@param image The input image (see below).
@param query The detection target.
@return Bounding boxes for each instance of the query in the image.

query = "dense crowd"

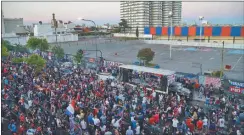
[1,52,244,135]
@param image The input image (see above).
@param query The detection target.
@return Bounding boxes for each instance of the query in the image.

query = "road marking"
[209,57,214,60]
[160,53,165,55]
[232,55,243,70]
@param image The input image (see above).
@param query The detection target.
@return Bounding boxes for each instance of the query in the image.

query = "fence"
[112,33,152,38]
[143,40,244,49]
[2,34,79,45]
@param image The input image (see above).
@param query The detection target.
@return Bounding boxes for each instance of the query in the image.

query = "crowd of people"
[1,51,244,135]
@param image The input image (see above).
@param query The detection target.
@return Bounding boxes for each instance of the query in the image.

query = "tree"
[25,54,46,73]
[14,44,29,53]
[52,46,64,60]
[12,57,25,64]
[136,26,139,39]
[2,40,14,51]
[26,37,49,52]
[2,45,9,57]
[137,48,155,64]
[2,40,29,53]
[212,70,224,78]
[119,19,129,33]
[111,28,121,33]
[73,49,83,64]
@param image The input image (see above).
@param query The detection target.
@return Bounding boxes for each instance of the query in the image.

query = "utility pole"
[220,41,224,78]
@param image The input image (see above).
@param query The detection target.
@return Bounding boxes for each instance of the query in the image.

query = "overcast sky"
[2,2,244,25]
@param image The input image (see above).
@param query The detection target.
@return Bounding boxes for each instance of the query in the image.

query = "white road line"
[160,53,165,55]
[232,55,243,70]
[209,57,214,60]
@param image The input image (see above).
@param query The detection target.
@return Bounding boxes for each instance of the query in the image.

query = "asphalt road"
[53,39,244,81]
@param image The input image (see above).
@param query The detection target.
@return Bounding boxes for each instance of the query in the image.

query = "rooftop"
[119,64,175,76]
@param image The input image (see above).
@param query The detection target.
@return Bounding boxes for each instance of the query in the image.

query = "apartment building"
[120,1,182,34]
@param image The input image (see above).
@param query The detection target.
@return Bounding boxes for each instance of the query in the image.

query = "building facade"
[120,1,182,34]
[3,18,24,34]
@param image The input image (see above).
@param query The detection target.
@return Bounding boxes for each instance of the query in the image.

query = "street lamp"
[78,18,98,65]
[168,11,173,60]
[199,16,204,46]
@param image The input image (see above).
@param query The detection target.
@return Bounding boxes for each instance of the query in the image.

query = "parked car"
[168,82,193,100]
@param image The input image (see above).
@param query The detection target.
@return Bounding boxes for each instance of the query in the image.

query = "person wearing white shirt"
[159,94,163,102]
[80,119,87,130]
[93,116,100,127]
[172,117,179,132]
[142,97,147,103]
[203,117,208,132]
[28,100,32,108]
[152,91,156,99]
[100,125,106,132]
[132,103,136,111]
[218,117,225,128]
[135,124,140,135]
[56,118,62,128]
[167,106,172,112]
[112,118,122,128]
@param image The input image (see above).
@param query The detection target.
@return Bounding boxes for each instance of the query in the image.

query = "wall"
[2,34,79,45]
[34,24,53,36]
[145,26,244,37]
[143,40,244,49]
[1,12,5,34]
[3,18,23,34]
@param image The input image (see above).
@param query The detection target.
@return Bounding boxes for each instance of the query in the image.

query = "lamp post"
[168,11,173,60]
[78,18,98,65]
[199,16,204,46]
[220,41,224,78]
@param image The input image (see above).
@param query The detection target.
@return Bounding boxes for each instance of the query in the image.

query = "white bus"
[118,65,175,94]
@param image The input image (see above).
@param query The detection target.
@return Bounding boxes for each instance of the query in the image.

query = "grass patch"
[145,63,156,67]
[119,37,138,40]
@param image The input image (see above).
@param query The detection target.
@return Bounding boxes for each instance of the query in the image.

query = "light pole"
[199,16,204,46]
[168,11,173,60]
[78,18,98,65]
[220,41,224,78]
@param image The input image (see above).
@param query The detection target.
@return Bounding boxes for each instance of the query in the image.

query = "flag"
[65,104,75,116]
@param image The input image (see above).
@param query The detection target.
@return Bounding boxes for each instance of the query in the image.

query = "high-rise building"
[120,1,182,34]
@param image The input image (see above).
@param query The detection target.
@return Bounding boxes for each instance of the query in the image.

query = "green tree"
[73,49,83,64]
[26,37,49,52]
[25,54,46,73]
[137,48,155,65]
[119,19,129,33]
[136,26,139,39]
[12,57,25,64]
[15,45,29,53]
[52,46,64,60]
[212,70,223,78]
[2,45,9,57]
[2,40,14,51]
[111,28,121,33]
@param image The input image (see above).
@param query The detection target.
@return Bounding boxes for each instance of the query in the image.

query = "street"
[54,39,244,81]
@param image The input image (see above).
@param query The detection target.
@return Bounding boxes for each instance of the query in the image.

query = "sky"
[2,2,244,25]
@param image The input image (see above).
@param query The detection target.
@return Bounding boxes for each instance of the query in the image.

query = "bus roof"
[119,65,175,76]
